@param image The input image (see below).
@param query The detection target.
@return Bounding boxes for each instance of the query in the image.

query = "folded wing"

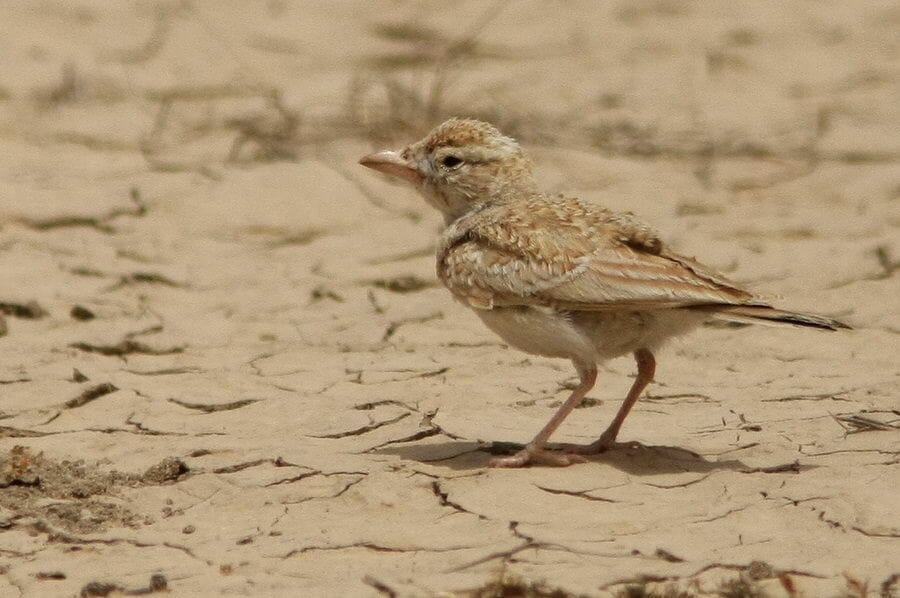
[437,197,759,311]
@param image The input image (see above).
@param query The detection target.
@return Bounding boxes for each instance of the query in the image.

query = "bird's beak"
[358,150,423,185]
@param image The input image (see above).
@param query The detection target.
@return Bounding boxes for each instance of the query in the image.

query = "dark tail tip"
[772,313,851,331]
[703,305,852,331]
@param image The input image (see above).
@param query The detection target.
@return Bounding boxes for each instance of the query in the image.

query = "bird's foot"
[563,432,641,454]
[488,445,587,468]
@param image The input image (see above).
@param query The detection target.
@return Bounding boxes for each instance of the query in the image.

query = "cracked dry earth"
[0,2,899,597]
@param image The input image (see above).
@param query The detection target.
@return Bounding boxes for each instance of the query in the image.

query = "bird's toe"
[488,446,586,468]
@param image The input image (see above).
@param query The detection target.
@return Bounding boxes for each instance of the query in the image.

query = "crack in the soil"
[212,458,295,474]
[763,493,832,507]
[278,475,366,506]
[0,301,47,319]
[430,480,487,519]
[209,458,367,493]
[808,508,898,538]
[107,272,185,291]
[247,352,275,377]
[265,469,366,488]
[84,426,191,437]
[168,398,259,413]
[123,367,204,376]
[13,189,146,235]
[264,470,321,486]
[0,378,32,385]
[692,504,752,524]
[364,274,436,294]
[362,575,397,597]
[311,411,410,439]
[346,366,450,385]
[125,413,187,436]
[653,548,686,563]
[644,392,717,404]
[64,383,119,409]
[447,521,542,573]
[445,540,532,573]
[24,520,212,565]
[363,427,442,452]
[4,422,204,438]
[70,340,184,357]
[761,390,855,402]
[446,520,616,574]
[0,426,49,438]
[802,448,900,458]
[508,521,534,544]
[739,461,805,474]
[643,473,713,489]
[534,485,620,503]
[850,526,900,538]
[341,402,467,453]
[701,442,759,455]
[422,409,464,439]
[354,399,420,411]
[382,312,443,342]
[280,540,468,559]
[333,475,367,497]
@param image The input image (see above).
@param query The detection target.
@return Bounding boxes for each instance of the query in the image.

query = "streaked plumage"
[437,194,755,311]
[360,118,849,468]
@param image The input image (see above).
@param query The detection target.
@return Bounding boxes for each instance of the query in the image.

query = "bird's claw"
[488,445,587,468]
[563,436,641,454]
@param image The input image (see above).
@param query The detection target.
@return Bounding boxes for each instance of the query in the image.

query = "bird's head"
[359,118,536,222]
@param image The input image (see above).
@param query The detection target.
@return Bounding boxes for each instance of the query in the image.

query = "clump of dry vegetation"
[344,0,538,145]
[459,569,588,598]
[0,446,187,535]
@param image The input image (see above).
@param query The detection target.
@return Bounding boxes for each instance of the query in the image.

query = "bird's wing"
[437,198,759,311]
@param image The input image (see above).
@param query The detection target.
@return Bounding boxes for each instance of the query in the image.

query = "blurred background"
[2,1,897,173]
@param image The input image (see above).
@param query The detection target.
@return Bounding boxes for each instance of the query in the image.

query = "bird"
[358,118,850,468]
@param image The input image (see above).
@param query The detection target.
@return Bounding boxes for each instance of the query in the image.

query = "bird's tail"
[696,305,851,331]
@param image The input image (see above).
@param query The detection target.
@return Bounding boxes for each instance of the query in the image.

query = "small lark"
[360,118,849,468]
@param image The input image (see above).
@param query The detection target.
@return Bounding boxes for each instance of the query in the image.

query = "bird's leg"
[577,348,655,453]
[489,362,597,468]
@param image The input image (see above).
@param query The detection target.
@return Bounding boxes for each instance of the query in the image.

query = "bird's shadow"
[374,440,762,474]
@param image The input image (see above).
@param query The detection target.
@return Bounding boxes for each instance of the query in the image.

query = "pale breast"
[473,306,598,363]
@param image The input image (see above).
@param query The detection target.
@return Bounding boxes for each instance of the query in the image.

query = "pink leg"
[490,362,598,468]
[583,348,655,452]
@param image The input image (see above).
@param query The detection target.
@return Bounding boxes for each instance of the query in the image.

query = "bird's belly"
[473,306,706,363]
[473,306,597,362]
[569,309,706,358]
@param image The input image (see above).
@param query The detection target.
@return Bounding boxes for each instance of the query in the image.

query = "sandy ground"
[0,1,898,596]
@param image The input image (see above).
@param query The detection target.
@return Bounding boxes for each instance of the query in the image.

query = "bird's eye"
[440,155,463,169]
